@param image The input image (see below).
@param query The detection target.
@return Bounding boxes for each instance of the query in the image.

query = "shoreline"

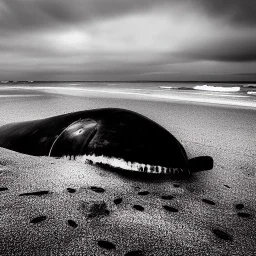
[1,85,256,109]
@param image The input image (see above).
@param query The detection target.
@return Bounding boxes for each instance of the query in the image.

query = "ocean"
[1,81,256,109]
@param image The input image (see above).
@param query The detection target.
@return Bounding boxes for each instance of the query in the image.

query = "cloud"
[0,0,256,80]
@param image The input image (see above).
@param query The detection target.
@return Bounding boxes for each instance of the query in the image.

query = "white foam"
[194,85,240,92]
[1,85,256,109]
[159,86,173,89]
[247,91,256,95]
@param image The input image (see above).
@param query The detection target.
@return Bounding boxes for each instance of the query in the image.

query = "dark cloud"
[194,0,256,26]
[0,0,256,81]
[178,38,256,62]
[1,0,256,33]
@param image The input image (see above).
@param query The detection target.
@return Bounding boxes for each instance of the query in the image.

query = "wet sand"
[0,89,255,255]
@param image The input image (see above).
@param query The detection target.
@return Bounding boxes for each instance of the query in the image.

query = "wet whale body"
[0,108,213,176]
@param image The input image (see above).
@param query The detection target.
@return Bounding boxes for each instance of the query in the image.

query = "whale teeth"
[82,154,189,175]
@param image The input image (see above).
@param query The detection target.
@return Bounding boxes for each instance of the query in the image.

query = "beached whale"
[0,108,213,176]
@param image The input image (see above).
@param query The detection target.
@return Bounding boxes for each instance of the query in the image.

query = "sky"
[0,0,256,81]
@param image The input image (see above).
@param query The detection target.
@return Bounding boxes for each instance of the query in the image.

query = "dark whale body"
[0,108,213,176]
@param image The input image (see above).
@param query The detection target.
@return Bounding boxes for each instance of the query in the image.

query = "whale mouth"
[78,154,189,175]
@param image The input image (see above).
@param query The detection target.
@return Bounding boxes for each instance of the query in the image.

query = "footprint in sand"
[202,199,215,205]
[235,203,244,210]
[212,229,232,241]
[138,191,150,196]
[19,191,50,196]
[124,250,144,256]
[67,188,76,193]
[161,195,175,200]
[0,187,8,192]
[133,205,144,212]
[163,205,179,212]
[67,220,78,228]
[237,212,251,218]
[113,197,123,205]
[30,216,47,224]
[97,240,116,250]
[90,186,105,193]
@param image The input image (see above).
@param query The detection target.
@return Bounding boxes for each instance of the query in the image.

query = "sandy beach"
[0,87,255,255]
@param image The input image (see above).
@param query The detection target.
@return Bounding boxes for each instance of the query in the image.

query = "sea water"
[1,81,256,109]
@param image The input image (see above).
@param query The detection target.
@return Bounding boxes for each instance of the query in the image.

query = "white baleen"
[79,154,187,174]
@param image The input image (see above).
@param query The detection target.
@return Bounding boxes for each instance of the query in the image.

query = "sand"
[0,89,255,255]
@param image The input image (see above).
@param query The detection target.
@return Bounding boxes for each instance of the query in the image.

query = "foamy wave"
[159,86,173,89]
[194,85,240,92]
[247,91,256,95]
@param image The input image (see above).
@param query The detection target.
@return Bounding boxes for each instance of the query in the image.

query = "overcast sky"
[0,0,256,81]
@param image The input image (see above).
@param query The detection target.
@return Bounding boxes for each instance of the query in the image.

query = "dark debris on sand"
[161,195,175,200]
[133,205,144,212]
[113,197,123,205]
[67,188,76,193]
[0,187,8,192]
[87,201,110,218]
[163,205,179,212]
[237,212,251,218]
[202,199,215,205]
[235,203,244,210]
[97,240,116,250]
[90,186,105,193]
[67,220,78,228]
[212,229,233,241]
[19,190,50,196]
[138,191,150,196]
[30,216,47,224]
[124,250,144,256]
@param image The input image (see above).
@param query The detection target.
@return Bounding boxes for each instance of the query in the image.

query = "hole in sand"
[97,240,116,250]
[19,191,50,196]
[90,186,105,193]
[30,216,47,224]
[212,229,232,241]
[113,198,123,205]
[161,195,175,200]
[88,201,109,218]
[67,220,78,228]
[163,205,179,212]
[138,191,149,196]
[124,250,144,256]
[235,204,244,210]
[202,199,215,205]
[237,212,250,218]
[133,205,144,211]
[67,188,76,193]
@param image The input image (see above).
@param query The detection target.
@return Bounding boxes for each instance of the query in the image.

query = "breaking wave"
[194,85,240,92]
[247,91,256,95]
